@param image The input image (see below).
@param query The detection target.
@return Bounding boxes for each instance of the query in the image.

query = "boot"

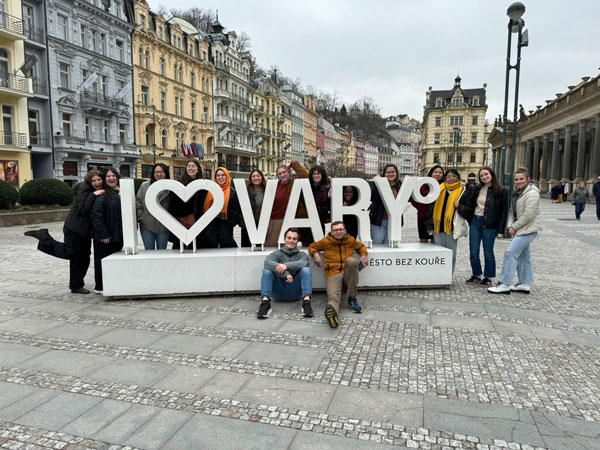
[24,229,50,240]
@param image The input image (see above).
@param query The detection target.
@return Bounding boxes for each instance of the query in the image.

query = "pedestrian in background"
[593,175,600,220]
[488,167,541,295]
[550,183,560,203]
[563,182,569,204]
[136,163,170,250]
[572,181,589,220]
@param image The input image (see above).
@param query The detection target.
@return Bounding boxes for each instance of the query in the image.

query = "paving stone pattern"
[0,199,598,449]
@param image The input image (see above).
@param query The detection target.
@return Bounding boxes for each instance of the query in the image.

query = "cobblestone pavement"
[0,199,598,450]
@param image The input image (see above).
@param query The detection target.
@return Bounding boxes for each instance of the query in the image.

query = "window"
[161,129,167,148]
[453,98,462,107]
[116,40,124,61]
[450,116,463,126]
[435,117,441,127]
[141,85,149,105]
[470,152,477,163]
[62,113,71,136]
[139,14,145,28]
[175,96,179,115]
[144,51,149,68]
[472,96,480,106]
[471,133,477,144]
[179,98,184,116]
[157,27,163,39]
[80,24,87,47]
[59,63,70,88]
[190,71,195,88]
[203,106,208,123]
[84,117,91,139]
[57,14,68,40]
[457,152,462,163]
[160,92,166,112]
[435,98,443,108]
[23,5,34,36]
[100,33,106,55]
[63,161,78,177]
[119,124,126,144]
[159,57,165,75]
[91,30,97,51]
[141,164,153,178]
[101,75,107,96]
[103,120,109,141]
[191,102,196,120]
[472,115,478,126]
[138,48,143,66]
[434,133,440,145]
[173,167,184,179]
[28,110,39,144]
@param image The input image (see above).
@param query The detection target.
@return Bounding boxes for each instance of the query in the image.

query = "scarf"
[204,167,231,219]
[433,180,463,235]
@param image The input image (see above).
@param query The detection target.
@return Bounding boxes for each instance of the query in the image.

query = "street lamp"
[500,3,529,215]
[453,127,461,169]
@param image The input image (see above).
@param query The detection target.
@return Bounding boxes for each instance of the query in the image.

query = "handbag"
[452,212,469,239]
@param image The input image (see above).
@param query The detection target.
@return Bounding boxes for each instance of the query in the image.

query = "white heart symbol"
[145,179,225,246]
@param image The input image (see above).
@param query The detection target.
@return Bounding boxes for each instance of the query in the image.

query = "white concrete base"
[102,244,452,298]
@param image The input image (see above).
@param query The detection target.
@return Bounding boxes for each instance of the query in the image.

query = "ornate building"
[420,76,488,181]
[354,137,365,174]
[364,141,379,177]
[48,0,138,184]
[132,1,215,180]
[282,85,304,165]
[302,94,318,167]
[488,74,600,193]
[318,116,339,172]
[207,19,253,178]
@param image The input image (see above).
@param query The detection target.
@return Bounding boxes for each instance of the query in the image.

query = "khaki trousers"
[264,219,284,247]
[325,258,359,312]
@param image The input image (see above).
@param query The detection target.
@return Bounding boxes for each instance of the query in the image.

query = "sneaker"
[301,299,314,317]
[24,229,49,240]
[257,299,272,319]
[510,283,530,294]
[347,297,362,313]
[480,277,492,286]
[487,282,511,294]
[466,275,482,283]
[93,289,103,294]
[71,287,90,294]
[324,305,339,328]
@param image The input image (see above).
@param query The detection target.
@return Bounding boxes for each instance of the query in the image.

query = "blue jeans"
[575,202,585,219]
[498,232,536,286]
[260,267,312,301]
[140,226,169,250]
[469,216,498,278]
[371,220,389,245]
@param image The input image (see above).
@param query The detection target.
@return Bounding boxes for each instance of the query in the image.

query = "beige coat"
[507,183,541,236]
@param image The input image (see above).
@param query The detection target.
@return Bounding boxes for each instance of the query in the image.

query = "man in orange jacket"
[308,221,368,328]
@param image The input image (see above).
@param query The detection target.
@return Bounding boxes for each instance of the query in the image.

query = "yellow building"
[253,77,291,177]
[420,76,488,180]
[303,95,318,167]
[0,0,33,187]
[339,127,354,173]
[132,0,215,180]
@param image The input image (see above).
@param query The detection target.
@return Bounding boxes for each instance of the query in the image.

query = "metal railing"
[32,79,48,95]
[0,71,32,93]
[0,11,25,35]
[29,132,51,147]
[24,24,45,43]
[81,91,124,110]
[0,132,27,147]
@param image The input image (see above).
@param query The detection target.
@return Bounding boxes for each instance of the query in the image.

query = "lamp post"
[152,105,157,164]
[500,2,529,232]
[453,127,461,169]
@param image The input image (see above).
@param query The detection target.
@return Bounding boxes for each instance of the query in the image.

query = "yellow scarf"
[433,181,463,235]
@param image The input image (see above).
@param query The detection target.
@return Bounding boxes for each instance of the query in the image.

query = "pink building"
[354,138,365,174]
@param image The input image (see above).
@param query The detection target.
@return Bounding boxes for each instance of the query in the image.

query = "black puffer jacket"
[459,184,508,231]
[64,183,97,238]
[369,179,402,226]
[201,189,241,248]
[91,189,123,243]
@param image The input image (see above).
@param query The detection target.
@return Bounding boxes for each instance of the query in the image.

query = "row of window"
[433,152,478,164]
[434,116,478,126]
[60,112,128,143]
[138,51,211,92]
[434,97,480,108]
[433,133,479,144]
[139,86,209,122]
[58,63,127,95]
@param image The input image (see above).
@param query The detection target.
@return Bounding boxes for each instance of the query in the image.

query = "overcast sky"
[148,0,599,122]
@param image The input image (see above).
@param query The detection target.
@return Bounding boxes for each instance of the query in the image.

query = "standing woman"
[24,170,104,294]
[91,168,123,294]
[412,165,444,243]
[488,168,541,294]
[264,161,308,247]
[301,165,331,246]
[370,164,402,245]
[136,163,170,250]
[425,169,466,274]
[241,169,266,247]
[203,167,241,248]
[572,181,589,220]
[168,159,206,250]
[464,167,508,286]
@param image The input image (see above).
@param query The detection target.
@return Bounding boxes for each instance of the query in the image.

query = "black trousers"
[93,240,123,291]
[38,228,91,290]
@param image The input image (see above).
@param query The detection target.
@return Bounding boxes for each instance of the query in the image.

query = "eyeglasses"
[331,228,345,233]
[153,171,165,174]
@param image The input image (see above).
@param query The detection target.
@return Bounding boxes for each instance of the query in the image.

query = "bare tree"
[235,31,252,57]
[248,54,266,79]
[169,7,216,33]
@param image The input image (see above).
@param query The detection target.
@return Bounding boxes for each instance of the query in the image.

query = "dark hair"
[151,163,170,183]
[247,169,266,191]
[309,165,330,191]
[84,170,102,185]
[381,164,401,188]
[102,167,121,197]
[330,220,345,229]
[478,166,502,196]
[180,159,202,185]
[427,165,445,183]
[284,227,300,239]
[343,185,358,205]
[515,167,530,178]
[445,168,460,180]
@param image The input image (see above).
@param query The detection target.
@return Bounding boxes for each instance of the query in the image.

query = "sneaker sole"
[257,309,272,319]
[347,305,362,314]
[510,290,530,294]
[488,290,511,295]
[324,307,339,328]
[301,305,314,318]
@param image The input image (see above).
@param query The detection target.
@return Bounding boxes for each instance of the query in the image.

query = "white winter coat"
[507,183,541,236]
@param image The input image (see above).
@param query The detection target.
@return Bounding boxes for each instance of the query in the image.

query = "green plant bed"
[20,178,74,206]
[0,180,19,210]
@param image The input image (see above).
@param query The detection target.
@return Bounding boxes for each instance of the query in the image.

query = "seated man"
[257,227,313,319]
[308,221,368,328]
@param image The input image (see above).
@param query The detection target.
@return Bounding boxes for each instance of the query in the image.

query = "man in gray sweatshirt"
[257,228,313,319]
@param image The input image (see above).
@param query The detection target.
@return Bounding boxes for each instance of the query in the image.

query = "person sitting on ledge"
[257,228,313,319]
[308,221,368,328]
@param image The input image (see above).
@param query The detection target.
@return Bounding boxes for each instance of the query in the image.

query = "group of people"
[552,180,594,220]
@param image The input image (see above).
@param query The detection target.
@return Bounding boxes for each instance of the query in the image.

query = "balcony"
[0,131,27,148]
[229,92,253,107]
[0,72,33,97]
[80,91,125,113]
[0,11,26,40]
[29,132,51,147]
[255,105,265,115]
[214,88,229,99]
[215,114,230,124]
[32,79,49,96]
[24,24,45,45]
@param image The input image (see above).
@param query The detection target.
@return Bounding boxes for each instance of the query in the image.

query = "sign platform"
[102,244,452,299]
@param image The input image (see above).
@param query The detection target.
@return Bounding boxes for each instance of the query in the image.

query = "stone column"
[591,114,600,179]
[561,124,573,181]
[524,140,532,175]
[575,120,587,182]
[495,149,501,173]
[532,136,541,183]
[540,133,550,192]
[504,145,512,176]
[550,129,560,183]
